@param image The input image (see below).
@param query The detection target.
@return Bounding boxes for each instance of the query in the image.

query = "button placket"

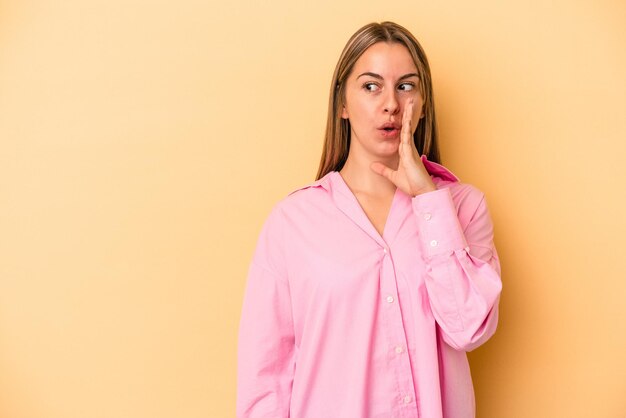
[378,248,417,417]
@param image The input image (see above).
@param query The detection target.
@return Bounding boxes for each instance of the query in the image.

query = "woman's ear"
[341,107,349,119]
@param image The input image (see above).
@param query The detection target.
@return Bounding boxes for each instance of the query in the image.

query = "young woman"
[237,21,502,418]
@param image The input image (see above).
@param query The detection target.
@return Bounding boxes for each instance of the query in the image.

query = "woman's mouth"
[378,122,401,138]
[379,127,400,138]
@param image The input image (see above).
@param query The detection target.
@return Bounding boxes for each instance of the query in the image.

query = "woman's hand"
[370,99,437,197]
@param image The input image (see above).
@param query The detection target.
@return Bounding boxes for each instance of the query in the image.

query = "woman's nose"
[383,91,400,114]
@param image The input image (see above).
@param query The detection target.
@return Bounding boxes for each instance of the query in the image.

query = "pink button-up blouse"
[237,155,503,418]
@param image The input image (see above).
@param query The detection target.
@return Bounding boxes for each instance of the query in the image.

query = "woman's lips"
[378,128,400,138]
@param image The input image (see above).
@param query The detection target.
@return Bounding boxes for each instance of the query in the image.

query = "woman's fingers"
[402,99,414,145]
[370,161,395,182]
[398,99,414,162]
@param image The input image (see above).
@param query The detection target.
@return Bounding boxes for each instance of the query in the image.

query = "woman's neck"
[339,153,398,198]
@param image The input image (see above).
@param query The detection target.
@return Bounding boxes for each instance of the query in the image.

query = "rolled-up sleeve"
[411,186,502,352]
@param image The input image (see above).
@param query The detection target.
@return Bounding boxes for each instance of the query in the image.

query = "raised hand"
[370,99,437,197]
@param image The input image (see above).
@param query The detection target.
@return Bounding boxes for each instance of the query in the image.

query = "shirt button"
[403,395,412,404]
[386,295,394,303]
[424,212,432,220]
[430,239,438,247]
[383,247,388,254]
[395,346,404,354]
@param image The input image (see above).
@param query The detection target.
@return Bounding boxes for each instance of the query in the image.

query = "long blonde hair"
[316,21,441,180]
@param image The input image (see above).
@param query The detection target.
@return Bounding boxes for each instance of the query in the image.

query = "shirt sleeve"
[411,186,502,352]
[236,206,295,417]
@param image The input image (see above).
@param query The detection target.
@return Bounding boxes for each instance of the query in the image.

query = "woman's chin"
[372,142,400,158]
[380,138,400,150]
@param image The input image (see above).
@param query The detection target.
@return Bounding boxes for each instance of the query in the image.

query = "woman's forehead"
[352,42,418,78]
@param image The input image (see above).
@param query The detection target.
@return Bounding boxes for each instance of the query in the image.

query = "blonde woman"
[237,21,502,418]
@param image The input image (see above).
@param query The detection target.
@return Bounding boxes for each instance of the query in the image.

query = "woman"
[237,21,502,418]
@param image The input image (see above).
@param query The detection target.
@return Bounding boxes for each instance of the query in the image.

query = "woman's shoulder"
[422,155,476,197]
[422,156,487,213]
[257,173,334,226]
[439,181,487,221]
[435,177,485,201]
[286,172,333,198]
[276,172,334,209]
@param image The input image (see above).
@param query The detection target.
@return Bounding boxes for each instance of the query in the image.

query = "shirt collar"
[419,154,459,182]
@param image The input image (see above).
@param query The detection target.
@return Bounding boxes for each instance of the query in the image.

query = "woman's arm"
[412,186,502,352]
[237,208,295,417]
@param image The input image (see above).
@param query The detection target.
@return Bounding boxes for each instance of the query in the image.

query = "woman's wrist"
[411,184,437,197]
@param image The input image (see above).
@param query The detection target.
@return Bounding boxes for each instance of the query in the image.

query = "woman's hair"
[316,21,441,180]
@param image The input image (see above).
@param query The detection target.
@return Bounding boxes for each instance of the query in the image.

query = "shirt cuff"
[411,187,469,258]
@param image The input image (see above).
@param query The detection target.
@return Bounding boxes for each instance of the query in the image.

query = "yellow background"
[1,0,625,417]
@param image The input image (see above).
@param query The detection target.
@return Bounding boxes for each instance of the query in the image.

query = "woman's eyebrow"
[356,72,419,81]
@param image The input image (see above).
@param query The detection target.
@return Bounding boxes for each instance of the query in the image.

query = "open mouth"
[379,122,401,132]
[379,127,400,137]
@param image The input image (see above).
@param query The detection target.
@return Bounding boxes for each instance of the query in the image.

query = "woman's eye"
[363,82,379,92]
[362,82,414,92]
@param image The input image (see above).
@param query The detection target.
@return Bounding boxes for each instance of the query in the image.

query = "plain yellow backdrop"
[1,0,625,417]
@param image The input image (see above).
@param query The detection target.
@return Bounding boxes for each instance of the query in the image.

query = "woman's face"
[341,42,424,159]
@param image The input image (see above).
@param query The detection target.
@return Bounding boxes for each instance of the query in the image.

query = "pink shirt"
[237,155,502,418]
